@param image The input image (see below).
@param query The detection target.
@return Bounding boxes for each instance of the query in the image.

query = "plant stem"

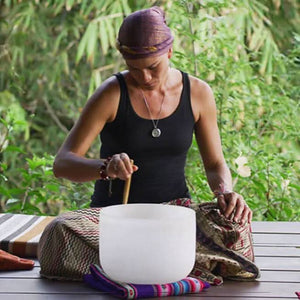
[266,159,271,209]
[186,3,198,76]
[42,97,69,133]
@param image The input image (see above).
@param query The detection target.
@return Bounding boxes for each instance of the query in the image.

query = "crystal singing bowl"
[99,204,196,284]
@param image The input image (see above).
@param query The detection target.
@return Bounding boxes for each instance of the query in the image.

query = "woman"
[53,6,252,225]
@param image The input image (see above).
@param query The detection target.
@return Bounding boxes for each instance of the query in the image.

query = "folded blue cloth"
[84,264,209,299]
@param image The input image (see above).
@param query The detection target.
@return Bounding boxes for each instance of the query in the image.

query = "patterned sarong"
[38,199,260,285]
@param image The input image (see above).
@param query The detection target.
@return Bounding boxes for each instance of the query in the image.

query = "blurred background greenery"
[0,0,299,220]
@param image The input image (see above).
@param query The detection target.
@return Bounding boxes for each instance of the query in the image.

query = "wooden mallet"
[122,160,134,205]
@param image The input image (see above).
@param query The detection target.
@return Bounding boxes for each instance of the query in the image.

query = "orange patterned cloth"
[0,249,34,270]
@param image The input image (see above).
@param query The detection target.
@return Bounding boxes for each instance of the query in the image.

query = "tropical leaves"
[170,0,299,220]
[0,0,299,219]
[75,4,130,65]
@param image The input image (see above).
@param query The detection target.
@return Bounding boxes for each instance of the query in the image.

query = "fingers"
[233,198,250,225]
[218,192,237,220]
[217,192,252,225]
[244,205,253,223]
[217,194,227,215]
[107,153,138,180]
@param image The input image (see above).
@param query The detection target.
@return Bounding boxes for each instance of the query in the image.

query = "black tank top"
[91,71,195,207]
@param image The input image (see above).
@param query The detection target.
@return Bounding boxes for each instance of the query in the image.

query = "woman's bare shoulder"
[81,74,122,123]
[188,75,214,99]
[187,74,216,121]
[90,75,121,102]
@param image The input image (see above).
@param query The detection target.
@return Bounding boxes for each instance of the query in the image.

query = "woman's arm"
[190,76,252,224]
[53,76,136,182]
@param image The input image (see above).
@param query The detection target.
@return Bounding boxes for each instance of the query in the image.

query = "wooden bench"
[0,221,299,299]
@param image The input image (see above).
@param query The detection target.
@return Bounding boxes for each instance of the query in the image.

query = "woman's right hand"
[106,153,138,180]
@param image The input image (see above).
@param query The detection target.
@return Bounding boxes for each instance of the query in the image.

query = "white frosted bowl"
[99,203,196,284]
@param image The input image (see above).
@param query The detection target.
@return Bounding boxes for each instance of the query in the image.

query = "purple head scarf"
[117,6,174,59]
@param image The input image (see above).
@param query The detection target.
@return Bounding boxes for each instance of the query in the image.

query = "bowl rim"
[100,203,195,220]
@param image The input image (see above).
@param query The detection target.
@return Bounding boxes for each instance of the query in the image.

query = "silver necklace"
[140,90,165,138]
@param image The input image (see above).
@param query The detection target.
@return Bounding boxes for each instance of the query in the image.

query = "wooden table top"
[0,221,299,300]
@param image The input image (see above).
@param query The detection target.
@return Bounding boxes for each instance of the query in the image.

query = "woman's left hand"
[216,192,252,225]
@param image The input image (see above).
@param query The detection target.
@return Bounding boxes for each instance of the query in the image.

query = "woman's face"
[125,48,172,90]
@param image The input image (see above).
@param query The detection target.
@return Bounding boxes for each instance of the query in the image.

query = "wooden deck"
[0,221,299,299]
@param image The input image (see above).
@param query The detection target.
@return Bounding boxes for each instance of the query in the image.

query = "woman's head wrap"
[116,6,174,60]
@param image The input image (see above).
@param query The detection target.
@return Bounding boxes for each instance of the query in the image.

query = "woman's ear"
[167,47,173,59]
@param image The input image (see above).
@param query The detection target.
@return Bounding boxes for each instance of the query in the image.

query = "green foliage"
[0,0,299,220]
[0,101,93,215]
[170,0,300,221]
[1,151,93,215]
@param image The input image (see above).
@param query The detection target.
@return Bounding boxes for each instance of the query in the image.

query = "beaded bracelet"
[99,157,112,180]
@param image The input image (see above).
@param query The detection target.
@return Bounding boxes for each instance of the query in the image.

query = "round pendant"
[152,128,161,138]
